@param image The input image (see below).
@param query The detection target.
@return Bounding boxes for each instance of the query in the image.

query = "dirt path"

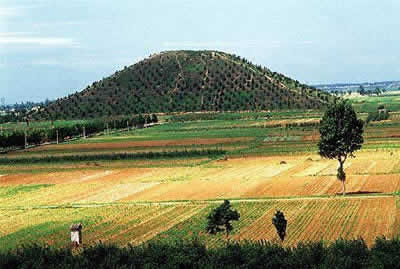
[171,54,185,94]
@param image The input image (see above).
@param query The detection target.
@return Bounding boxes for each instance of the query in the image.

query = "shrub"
[2,238,400,268]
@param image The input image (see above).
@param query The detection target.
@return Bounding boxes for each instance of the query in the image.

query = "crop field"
[1,151,400,206]
[1,109,400,251]
[0,197,397,251]
[154,197,398,247]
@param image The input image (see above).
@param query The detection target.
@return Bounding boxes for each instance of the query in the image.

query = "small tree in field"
[206,200,240,238]
[318,100,364,195]
[272,210,287,242]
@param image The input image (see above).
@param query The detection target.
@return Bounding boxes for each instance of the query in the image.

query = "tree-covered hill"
[37,50,333,119]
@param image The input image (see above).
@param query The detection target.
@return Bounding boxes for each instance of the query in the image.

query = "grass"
[0,149,225,164]
[0,157,212,175]
[0,184,53,198]
[348,95,400,113]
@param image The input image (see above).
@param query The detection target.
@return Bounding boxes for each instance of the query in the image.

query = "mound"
[38,50,332,119]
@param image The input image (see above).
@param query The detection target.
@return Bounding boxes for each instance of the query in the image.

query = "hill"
[37,50,332,119]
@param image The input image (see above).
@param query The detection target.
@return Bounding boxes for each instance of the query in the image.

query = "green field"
[347,92,400,113]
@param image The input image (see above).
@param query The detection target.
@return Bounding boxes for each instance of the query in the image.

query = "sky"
[0,0,399,104]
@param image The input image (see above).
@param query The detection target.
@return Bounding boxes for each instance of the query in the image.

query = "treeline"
[366,110,390,123]
[0,114,158,150]
[2,238,400,268]
[0,149,225,164]
[0,113,23,124]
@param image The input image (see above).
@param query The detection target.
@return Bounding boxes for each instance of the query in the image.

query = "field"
[1,107,400,251]
[347,92,400,113]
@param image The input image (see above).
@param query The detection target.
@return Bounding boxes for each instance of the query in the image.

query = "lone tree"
[318,100,364,195]
[272,210,287,242]
[206,200,240,238]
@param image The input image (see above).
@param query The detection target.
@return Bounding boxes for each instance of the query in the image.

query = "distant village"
[314,80,400,96]
[0,99,47,122]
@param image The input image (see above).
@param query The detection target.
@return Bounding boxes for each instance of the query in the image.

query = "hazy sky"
[1,0,399,103]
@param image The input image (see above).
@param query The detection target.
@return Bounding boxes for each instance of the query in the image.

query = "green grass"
[0,184,53,198]
[0,221,65,250]
[0,157,214,175]
[0,149,226,165]
[69,120,309,144]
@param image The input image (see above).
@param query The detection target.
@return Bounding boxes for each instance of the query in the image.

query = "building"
[70,223,83,246]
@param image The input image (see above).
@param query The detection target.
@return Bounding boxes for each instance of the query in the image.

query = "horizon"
[1,0,400,103]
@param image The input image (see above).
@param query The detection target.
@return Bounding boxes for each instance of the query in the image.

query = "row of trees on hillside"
[36,51,332,120]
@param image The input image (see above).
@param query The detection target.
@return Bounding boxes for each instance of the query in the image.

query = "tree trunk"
[341,179,346,196]
[338,160,346,196]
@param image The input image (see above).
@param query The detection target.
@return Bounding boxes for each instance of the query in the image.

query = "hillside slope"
[38,50,332,119]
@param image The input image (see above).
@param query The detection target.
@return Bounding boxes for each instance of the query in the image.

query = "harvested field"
[250,118,320,128]
[236,197,398,247]
[154,196,399,248]
[0,204,206,251]
[0,151,399,207]
[0,197,396,250]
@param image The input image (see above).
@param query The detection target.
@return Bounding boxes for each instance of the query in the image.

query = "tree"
[135,114,145,127]
[144,114,151,124]
[206,200,240,238]
[151,114,158,123]
[272,210,287,241]
[358,85,366,95]
[318,100,364,195]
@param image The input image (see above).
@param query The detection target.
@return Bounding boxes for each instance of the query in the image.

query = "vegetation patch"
[0,184,53,198]
[0,149,226,164]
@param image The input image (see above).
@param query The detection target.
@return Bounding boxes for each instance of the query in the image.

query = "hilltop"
[37,50,332,119]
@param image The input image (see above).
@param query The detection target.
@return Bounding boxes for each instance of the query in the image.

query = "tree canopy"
[318,100,364,161]
[272,210,287,242]
[206,200,240,237]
